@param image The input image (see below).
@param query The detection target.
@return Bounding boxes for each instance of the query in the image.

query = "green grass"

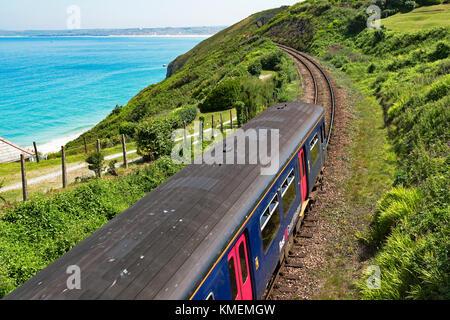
[382,3,450,32]
[312,67,396,300]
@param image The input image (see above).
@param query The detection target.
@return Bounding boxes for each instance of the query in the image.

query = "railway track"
[263,45,336,300]
[277,44,335,147]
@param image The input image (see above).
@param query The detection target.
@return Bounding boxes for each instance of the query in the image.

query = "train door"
[298,148,307,202]
[227,233,253,300]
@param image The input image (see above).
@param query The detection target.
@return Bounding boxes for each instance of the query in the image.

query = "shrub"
[436,59,450,76]
[400,1,416,12]
[173,105,198,125]
[261,51,284,70]
[425,75,450,101]
[346,10,368,35]
[119,122,137,138]
[368,187,422,244]
[85,152,105,178]
[111,105,123,115]
[108,160,118,176]
[428,42,450,62]
[416,0,442,5]
[199,77,241,113]
[234,101,246,127]
[248,60,263,76]
[135,118,174,161]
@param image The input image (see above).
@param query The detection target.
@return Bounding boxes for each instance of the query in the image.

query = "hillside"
[66,6,291,150]
[382,3,450,32]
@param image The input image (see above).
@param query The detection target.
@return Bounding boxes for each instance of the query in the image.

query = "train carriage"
[5,102,326,300]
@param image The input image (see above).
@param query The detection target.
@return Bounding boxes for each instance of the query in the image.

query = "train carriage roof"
[5,102,323,300]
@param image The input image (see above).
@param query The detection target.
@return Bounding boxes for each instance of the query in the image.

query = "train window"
[281,169,296,217]
[309,133,319,166]
[238,243,249,283]
[260,194,281,253]
[301,152,306,178]
[206,292,215,300]
[228,257,238,299]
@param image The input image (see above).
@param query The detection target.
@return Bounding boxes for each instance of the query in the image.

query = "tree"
[248,60,262,76]
[135,118,174,161]
[86,152,105,178]
[199,77,241,113]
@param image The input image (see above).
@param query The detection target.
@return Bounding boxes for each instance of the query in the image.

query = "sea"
[0,36,206,154]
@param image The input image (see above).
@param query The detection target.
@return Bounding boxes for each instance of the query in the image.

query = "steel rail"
[277,44,335,148]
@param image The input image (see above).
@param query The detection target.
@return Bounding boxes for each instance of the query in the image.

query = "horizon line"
[0,25,228,32]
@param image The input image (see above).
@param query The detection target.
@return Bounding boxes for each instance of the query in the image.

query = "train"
[5,101,326,300]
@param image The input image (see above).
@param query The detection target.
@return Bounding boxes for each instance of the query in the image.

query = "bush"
[368,187,422,244]
[135,118,174,161]
[234,101,246,127]
[119,122,137,138]
[261,51,284,70]
[416,0,442,5]
[425,75,450,101]
[85,152,105,178]
[400,1,416,12]
[248,60,262,76]
[428,42,450,62]
[108,160,118,176]
[346,10,368,35]
[199,77,241,113]
[173,105,198,125]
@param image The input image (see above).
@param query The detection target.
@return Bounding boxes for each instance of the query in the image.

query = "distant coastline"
[0,34,214,38]
[0,26,226,38]
[0,36,206,153]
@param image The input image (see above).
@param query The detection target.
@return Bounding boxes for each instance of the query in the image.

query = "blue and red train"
[5,102,326,300]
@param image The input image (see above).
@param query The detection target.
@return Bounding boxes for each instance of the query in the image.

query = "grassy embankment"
[253,0,448,299]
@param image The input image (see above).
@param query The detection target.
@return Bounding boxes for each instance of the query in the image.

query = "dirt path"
[1,150,139,193]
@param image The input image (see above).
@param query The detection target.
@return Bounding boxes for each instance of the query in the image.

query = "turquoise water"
[0,36,204,151]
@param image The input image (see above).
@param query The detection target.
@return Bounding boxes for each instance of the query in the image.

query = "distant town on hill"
[0,26,226,37]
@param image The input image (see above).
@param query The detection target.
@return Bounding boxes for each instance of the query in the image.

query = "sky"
[0,0,301,30]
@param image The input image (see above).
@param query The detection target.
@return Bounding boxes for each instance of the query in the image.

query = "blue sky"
[0,0,300,30]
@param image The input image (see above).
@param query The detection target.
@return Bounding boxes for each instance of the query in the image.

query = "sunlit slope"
[382,3,450,32]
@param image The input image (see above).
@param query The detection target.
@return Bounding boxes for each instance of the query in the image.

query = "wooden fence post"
[220,113,224,133]
[121,134,128,169]
[97,139,101,153]
[83,137,88,154]
[200,120,203,144]
[211,115,215,139]
[33,142,39,163]
[184,121,187,142]
[230,109,233,129]
[61,146,67,188]
[20,154,28,201]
